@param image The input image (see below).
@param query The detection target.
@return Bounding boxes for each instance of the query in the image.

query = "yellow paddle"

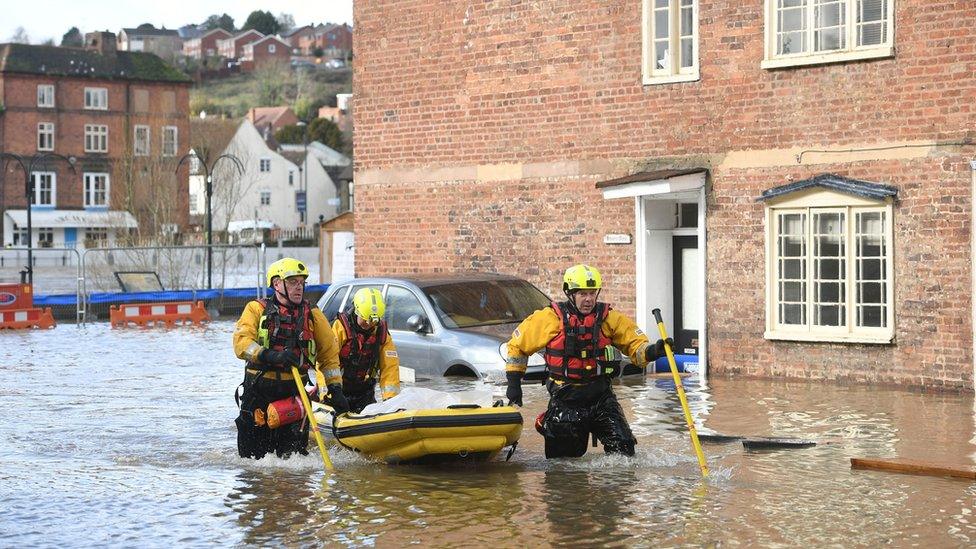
[291,366,334,471]
[651,308,708,477]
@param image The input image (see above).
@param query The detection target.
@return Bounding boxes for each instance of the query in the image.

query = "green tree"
[274,125,305,144]
[276,119,344,150]
[308,118,344,151]
[61,27,83,47]
[204,13,235,32]
[242,10,280,36]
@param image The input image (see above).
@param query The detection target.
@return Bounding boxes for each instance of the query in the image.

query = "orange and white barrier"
[109,300,211,328]
[0,307,56,330]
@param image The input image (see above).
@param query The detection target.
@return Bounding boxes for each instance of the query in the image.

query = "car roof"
[332,273,528,290]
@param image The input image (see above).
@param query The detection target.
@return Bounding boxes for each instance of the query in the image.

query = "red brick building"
[240,36,292,71]
[0,32,193,248]
[182,28,232,60]
[217,30,264,60]
[354,1,976,390]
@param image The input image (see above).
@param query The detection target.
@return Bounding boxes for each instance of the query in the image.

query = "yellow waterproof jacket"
[233,299,342,388]
[505,304,652,375]
[332,318,401,400]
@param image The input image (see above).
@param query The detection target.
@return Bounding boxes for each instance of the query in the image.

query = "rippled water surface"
[2,321,975,547]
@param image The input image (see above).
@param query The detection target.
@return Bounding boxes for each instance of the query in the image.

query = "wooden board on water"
[697,433,744,443]
[851,458,976,480]
[741,437,817,449]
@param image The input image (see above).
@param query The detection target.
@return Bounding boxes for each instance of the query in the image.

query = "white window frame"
[260,190,272,206]
[37,84,54,108]
[84,124,108,153]
[83,173,110,207]
[259,158,271,172]
[762,0,895,69]
[30,172,56,206]
[84,87,108,110]
[134,125,150,156]
[37,227,54,248]
[268,44,276,53]
[764,189,895,343]
[37,122,54,151]
[85,227,108,245]
[642,0,700,85]
[162,126,178,157]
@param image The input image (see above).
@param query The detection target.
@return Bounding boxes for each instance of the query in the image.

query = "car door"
[383,284,432,375]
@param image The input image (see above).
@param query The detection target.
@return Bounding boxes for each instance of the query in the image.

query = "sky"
[0,0,353,44]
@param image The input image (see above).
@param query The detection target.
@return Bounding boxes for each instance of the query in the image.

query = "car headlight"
[498,342,545,367]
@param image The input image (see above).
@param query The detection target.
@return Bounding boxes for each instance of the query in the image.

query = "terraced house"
[0,31,193,248]
[354,1,976,390]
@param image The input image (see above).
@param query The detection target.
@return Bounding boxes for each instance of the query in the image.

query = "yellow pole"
[291,366,334,471]
[652,308,708,477]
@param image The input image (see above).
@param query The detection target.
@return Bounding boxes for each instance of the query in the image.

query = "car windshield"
[423,279,551,328]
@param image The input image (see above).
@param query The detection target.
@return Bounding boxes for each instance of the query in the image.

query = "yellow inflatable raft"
[320,404,523,464]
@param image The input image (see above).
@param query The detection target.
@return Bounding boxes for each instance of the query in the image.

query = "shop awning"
[4,209,138,229]
[597,168,707,199]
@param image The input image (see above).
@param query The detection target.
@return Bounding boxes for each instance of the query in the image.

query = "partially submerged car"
[317,274,553,380]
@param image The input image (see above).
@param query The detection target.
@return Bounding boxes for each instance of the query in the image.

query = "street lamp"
[296,120,310,229]
[0,152,75,285]
[175,148,244,289]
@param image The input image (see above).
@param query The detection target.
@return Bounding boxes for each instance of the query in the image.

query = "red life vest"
[337,312,387,386]
[544,301,613,382]
[256,297,315,369]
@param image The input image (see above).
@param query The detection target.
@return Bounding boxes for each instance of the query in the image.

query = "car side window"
[385,285,426,331]
[320,287,349,322]
[343,284,384,317]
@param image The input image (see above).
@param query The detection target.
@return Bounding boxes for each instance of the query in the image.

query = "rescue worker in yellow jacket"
[332,288,401,413]
[232,257,348,460]
[505,264,672,458]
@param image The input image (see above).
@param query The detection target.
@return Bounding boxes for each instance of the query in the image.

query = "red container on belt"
[264,396,306,429]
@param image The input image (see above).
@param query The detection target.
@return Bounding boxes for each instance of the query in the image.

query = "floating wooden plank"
[851,458,976,480]
[697,433,744,443]
[742,437,817,450]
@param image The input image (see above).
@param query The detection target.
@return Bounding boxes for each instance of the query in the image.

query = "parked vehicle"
[317,274,553,380]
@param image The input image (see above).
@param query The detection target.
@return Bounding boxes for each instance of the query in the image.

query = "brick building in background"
[182,28,232,60]
[354,1,976,390]
[0,32,193,248]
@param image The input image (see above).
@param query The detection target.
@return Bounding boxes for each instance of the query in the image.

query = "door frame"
[602,171,708,381]
[672,234,699,355]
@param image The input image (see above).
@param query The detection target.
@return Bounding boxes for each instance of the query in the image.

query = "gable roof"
[121,25,180,38]
[196,28,232,41]
[245,35,290,49]
[758,173,899,202]
[189,118,241,161]
[0,43,191,83]
[247,106,297,129]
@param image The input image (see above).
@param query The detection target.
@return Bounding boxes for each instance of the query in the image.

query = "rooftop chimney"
[85,31,117,55]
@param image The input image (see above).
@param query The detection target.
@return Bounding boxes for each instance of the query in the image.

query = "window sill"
[761,46,894,70]
[642,72,700,86]
[764,330,894,345]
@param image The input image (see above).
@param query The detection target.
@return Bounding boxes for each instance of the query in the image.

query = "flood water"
[2,321,975,547]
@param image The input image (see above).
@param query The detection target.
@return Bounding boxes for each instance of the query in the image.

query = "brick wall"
[354,1,976,389]
[1,74,192,229]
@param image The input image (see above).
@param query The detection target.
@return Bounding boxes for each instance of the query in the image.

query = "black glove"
[327,384,350,415]
[645,338,675,362]
[260,349,301,368]
[506,372,523,407]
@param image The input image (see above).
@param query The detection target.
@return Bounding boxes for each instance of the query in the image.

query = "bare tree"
[9,27,29,44]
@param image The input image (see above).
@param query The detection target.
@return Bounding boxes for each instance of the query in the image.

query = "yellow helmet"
[266,257,309,286]
[563,264,602,292]
[353,288,385,323]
